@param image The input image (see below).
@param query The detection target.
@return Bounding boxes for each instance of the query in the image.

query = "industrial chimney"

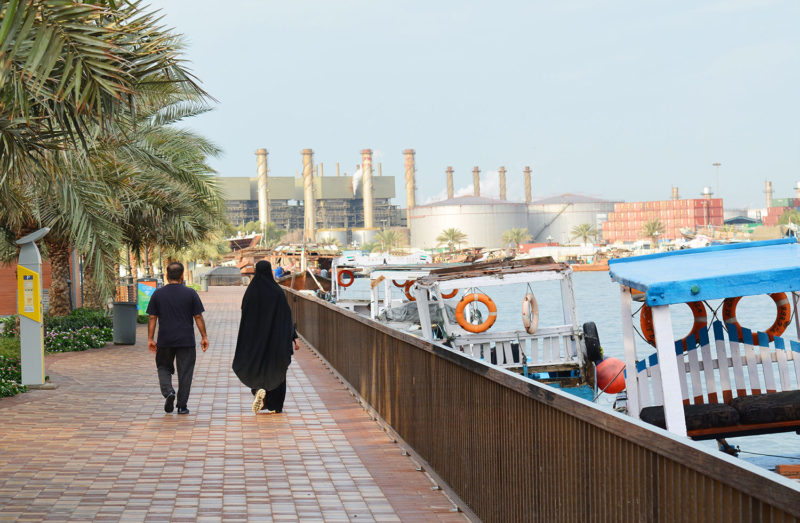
[362,149,374,228]
[446,166,454,200]
[702,187,713,200]
[765,181,773,208]
[795,181,800,198]
[403,149,416,223]
[302,149,316,242]
[524,166,532,203]
[256,149,269,232]
[671,186,679,200]
[498,166,507,200]
[473,167,480,197]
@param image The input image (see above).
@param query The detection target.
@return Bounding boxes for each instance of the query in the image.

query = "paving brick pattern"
[0,287,467,522]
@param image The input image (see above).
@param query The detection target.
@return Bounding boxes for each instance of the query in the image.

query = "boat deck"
[0,287,466,521]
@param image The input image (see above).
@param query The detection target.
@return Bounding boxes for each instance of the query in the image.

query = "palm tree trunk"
[82,257,103,310]
[45,239,72,316]
[130,249,139,281]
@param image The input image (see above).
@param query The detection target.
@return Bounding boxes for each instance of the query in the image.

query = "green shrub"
[137,314,149,324]
[0,315,18,338]
[187,283,201,291]
[0,337,20,359]
[45,327,112,353]
[0,355,26,397]
[45,308,112,332]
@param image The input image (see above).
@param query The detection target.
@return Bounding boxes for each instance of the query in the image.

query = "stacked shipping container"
[604,198,724,243]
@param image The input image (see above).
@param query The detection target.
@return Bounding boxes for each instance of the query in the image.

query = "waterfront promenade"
[0,287,466,522]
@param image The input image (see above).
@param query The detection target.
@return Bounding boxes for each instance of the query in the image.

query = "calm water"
[339,271,800,470]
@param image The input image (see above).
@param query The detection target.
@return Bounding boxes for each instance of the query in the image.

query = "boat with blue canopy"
[609,238,800,443]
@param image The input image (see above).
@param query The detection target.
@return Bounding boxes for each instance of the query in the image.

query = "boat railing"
[632,319,800,439]
[452,325,581,370]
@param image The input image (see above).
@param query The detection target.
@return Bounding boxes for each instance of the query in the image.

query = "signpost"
[16,228,50,386]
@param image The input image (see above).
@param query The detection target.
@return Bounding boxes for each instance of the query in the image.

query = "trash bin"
[113,302,138,345]
[200,276,208,292]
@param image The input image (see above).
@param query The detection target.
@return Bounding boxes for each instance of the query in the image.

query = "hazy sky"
[148,0,799,210]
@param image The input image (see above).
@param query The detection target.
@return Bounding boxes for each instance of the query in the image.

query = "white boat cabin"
[609,238,800,440]
[410,257,591,383]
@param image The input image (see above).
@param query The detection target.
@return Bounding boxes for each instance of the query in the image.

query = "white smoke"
[351,166,363,194]
[422,169,501,204]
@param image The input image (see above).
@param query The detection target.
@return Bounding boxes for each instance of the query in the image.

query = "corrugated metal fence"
[286,289,800,522]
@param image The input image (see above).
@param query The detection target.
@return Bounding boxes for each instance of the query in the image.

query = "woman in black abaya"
[233,260,298,414]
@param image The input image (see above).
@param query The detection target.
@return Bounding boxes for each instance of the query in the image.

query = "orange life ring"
[455,293,497,333]
[521,293,539,334]
[440,288,458,299]
[393,280,407,288]
[337,269,354,287]
[404,280,416,301]
[640,301,706,350]
[722,293,792,345]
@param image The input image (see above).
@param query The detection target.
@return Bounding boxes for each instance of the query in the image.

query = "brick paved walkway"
[0,287,467,522]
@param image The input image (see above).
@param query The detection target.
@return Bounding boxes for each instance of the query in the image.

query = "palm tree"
[360,241,380,253]
[570,224,597,245]
[0,1,217,314]
[501,228,532,251]
[642,219,665,248]
[260,223,285,248]
[0,1,208,194]
[374,230,400,252]
[778,209,800,225]
[436,228,467,252]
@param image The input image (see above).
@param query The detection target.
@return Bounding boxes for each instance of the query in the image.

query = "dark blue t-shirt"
[146,284,205,348]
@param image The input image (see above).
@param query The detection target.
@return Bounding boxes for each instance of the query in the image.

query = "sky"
[147,0,800,210]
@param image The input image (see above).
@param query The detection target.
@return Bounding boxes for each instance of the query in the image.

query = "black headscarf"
[232,260,295,391]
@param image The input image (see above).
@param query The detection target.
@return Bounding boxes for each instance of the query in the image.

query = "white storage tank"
[409,196,529,249]
[316,228,348,245]
[527,193,619,244]
[351,227,379,247]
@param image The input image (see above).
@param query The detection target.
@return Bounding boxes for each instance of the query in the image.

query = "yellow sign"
[17,266,41,322]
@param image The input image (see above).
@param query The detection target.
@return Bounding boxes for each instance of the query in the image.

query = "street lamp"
[712,162,721,198]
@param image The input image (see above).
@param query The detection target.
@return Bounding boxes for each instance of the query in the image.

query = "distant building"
[217,175,405,232]
[409,193,618,248]
[527,193,619,244]
[604,198,723,243]
[409,196,528,249]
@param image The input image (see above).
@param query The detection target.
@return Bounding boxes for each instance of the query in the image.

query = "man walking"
[147,262,209,414]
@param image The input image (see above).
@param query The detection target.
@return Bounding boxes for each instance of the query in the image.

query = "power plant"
[219,148,405,245]
[225,149,788,250]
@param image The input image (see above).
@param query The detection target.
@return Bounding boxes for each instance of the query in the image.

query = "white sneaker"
[252,389,266,414]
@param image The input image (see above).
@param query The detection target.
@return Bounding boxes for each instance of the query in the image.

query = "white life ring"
[522,293,539,334]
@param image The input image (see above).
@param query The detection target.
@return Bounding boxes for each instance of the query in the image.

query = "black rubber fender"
[583,321,603,363]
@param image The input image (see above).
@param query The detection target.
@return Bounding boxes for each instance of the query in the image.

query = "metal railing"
[285,289,800,522]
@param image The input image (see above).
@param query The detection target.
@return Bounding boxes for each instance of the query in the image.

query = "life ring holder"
[337,269,355,288]
[722,293,792,345]
[640,301,707,350]
[403,280,417,301]
[521,292,539,334]
[455,290,498,333]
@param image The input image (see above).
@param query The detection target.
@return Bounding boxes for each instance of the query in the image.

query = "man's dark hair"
[166,262,184,281]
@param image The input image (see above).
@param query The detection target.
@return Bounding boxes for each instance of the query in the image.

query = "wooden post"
[651,304,687,436]
[619,286,640,418]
